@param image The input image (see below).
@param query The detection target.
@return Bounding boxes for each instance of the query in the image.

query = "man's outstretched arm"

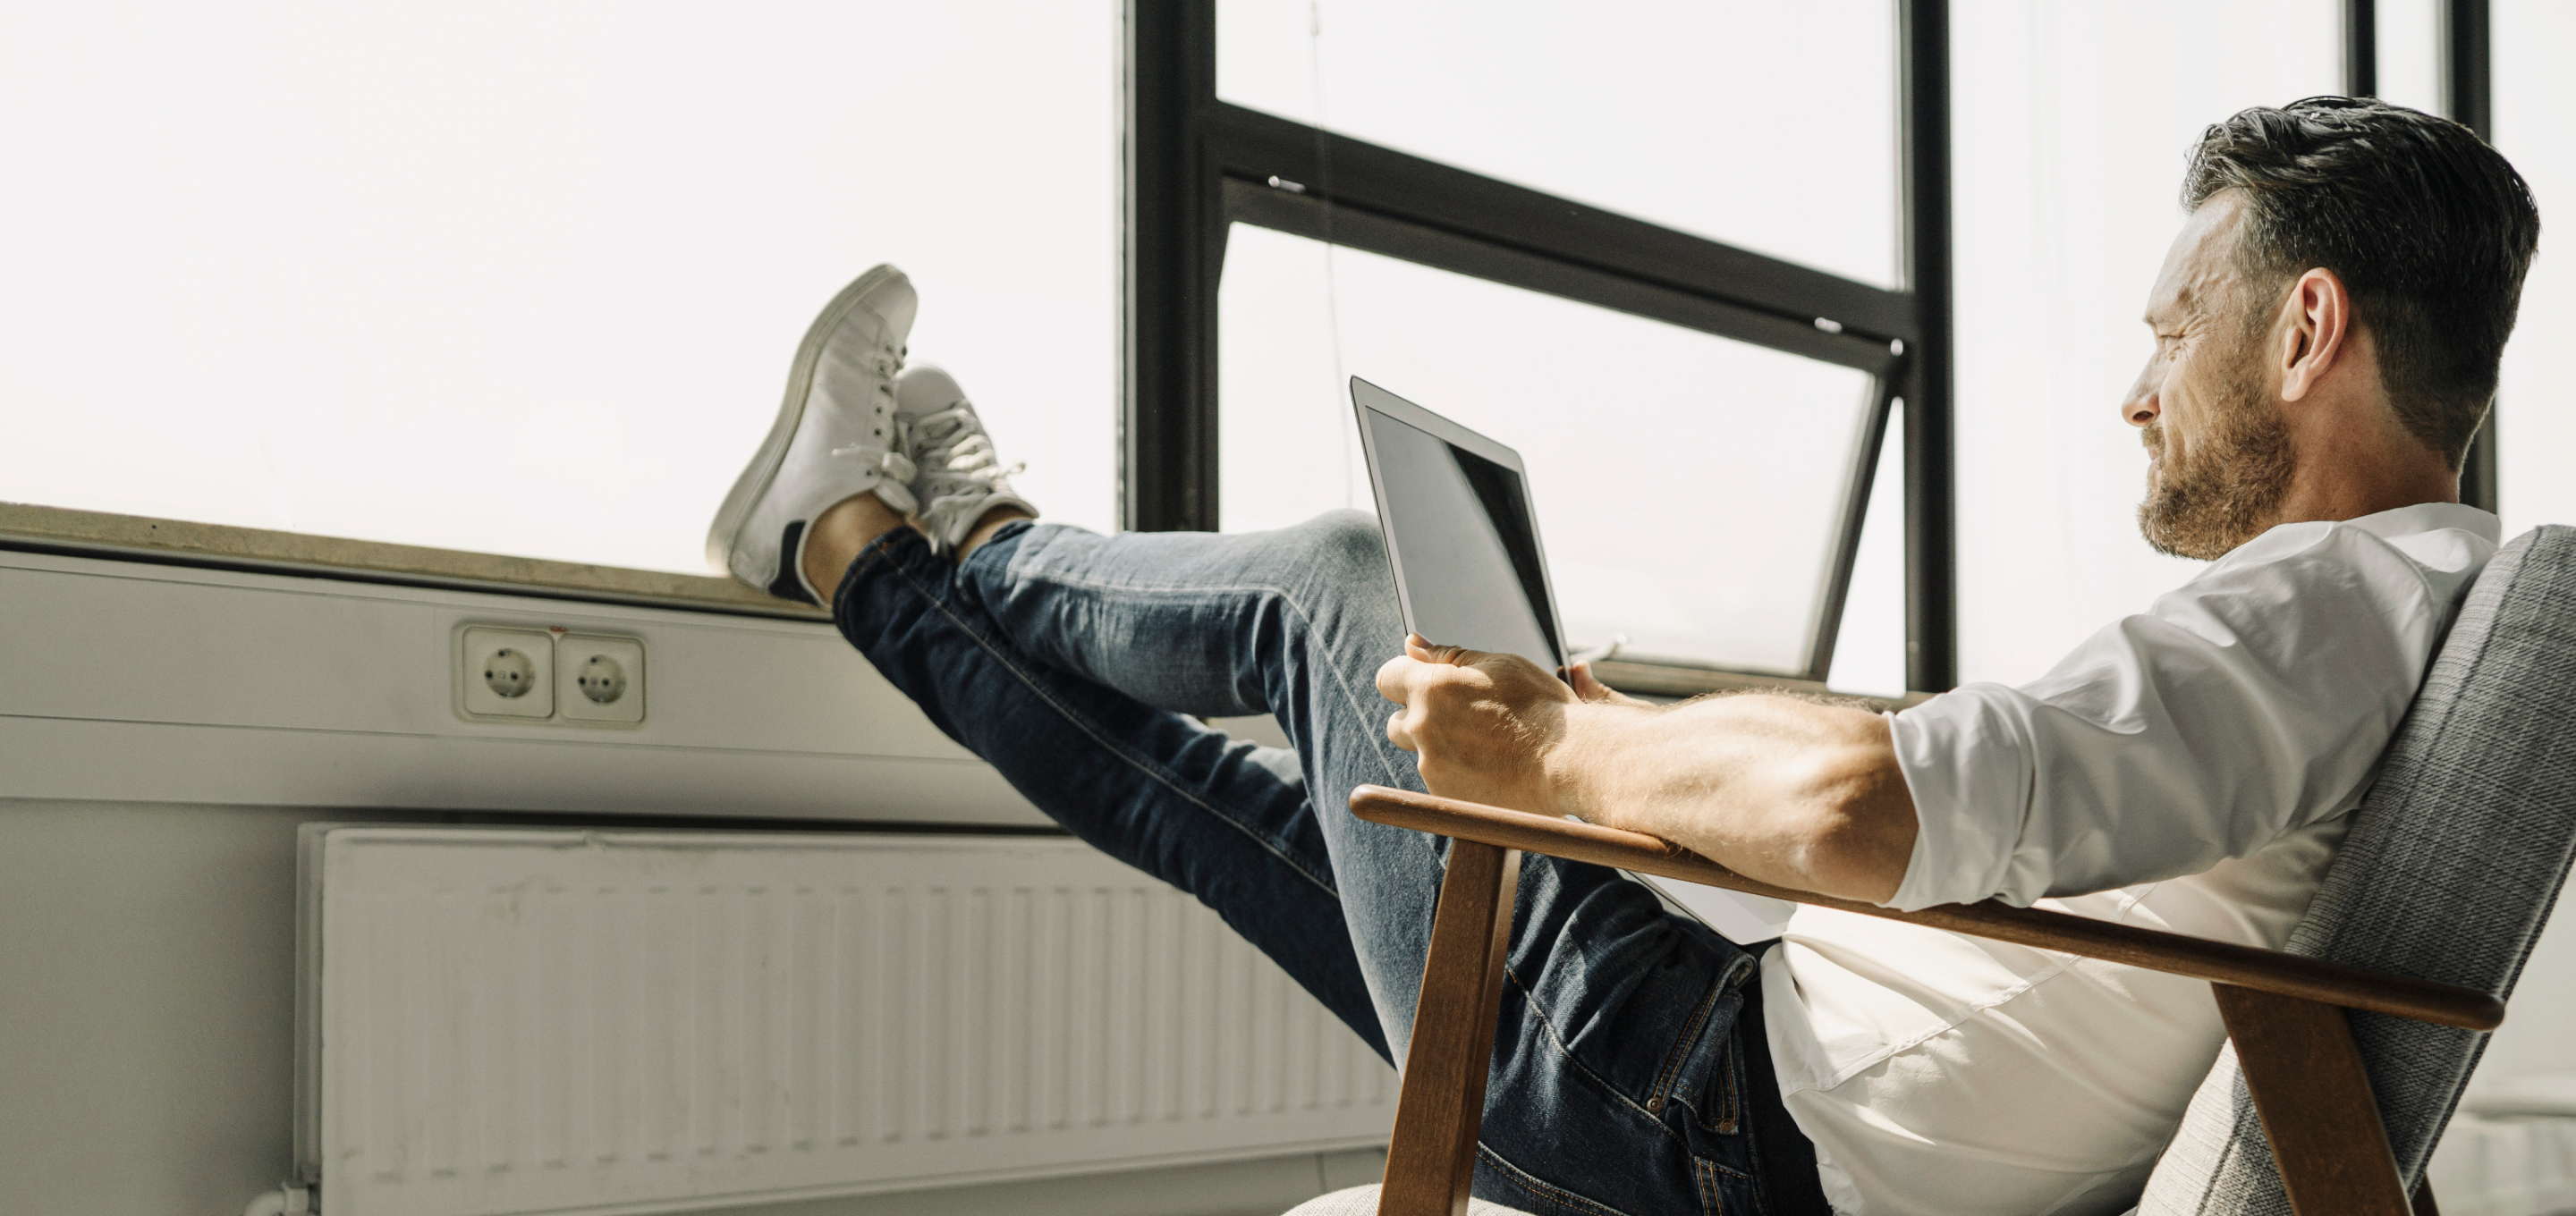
[1377,637,1917,905]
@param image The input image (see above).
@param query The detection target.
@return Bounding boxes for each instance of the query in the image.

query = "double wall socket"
[456,624,645,726]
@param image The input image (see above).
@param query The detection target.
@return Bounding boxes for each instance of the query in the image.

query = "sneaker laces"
[827,354,918,481]
[828,435,919,483]
[911,405,1024,518]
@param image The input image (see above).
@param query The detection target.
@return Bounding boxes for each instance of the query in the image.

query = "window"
[2492,0,2573,535]
[2369,0,2446,115]
[1129,1,1950,692]
[1945,0,2345,686]
[1221,225,1883,675]
[0,2,1121,573]
[1215,0,1899,288]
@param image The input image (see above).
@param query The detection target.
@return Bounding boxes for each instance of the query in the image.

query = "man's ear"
[2276,266,2354,404]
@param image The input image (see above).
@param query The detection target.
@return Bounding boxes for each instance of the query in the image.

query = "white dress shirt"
[1761,502,2503,1216]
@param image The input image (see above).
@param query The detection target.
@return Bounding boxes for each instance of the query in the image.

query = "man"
[704,98,2535,1214]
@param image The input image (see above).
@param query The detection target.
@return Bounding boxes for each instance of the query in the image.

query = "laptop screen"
[1352,379,1563,670]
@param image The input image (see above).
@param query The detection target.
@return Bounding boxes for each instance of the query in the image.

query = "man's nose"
[2121,370,2160,428]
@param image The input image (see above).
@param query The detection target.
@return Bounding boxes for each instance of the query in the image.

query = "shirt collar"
[2336,501,2503,545]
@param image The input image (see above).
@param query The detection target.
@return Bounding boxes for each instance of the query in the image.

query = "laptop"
[1349,376,1794,944]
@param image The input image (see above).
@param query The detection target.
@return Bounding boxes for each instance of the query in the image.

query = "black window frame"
[1121,0,1958,693]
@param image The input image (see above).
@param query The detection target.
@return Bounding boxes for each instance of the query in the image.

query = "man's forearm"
[1546,694,1919,904]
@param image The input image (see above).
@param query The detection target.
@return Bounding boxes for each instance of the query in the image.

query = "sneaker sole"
[703,264,905,580]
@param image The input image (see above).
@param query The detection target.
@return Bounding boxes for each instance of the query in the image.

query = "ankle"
[801,491,911,599]
[954,505,1038,562]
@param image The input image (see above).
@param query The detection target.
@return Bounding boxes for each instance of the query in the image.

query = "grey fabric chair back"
[2140,525,2576,1215]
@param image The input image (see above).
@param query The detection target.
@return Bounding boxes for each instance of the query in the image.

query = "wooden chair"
[1295,525,2576,1216]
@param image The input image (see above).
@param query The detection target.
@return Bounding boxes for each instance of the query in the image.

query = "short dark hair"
[2182,97,2539,469]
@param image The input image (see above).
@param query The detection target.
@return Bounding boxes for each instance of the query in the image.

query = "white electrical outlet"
[555,632,646,725]
[457,625,555,720]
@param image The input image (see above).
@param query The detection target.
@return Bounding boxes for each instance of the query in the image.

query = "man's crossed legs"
[711,267,1828,1216]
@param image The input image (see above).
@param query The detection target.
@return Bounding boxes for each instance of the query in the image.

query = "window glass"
[2371,0,2445,115]
[0,2,1118,573]
[1947,0,2339,687]
[1216,0,1899,289]
[1220,224,1878,676]
[1826,407,1907,698]
[2492,0,2575,534]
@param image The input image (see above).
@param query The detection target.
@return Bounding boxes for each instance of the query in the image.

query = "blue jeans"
[834,511,1827,1216]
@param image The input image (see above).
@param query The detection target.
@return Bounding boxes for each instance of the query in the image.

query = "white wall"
[2486,899,2576,1077]
[0,799,361,1215]
[0,548,1045,821]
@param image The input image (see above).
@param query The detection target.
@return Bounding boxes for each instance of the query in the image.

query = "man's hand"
[1376,635,1589,814]
[1568,660,1654,708]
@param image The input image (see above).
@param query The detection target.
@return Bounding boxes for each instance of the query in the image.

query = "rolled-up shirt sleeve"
[1883,515,2484,911]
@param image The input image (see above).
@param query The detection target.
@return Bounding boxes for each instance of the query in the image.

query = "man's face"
[2122,193,2296,561]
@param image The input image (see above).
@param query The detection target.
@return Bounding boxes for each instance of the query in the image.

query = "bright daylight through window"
[1946,0,2572,688]
[1213,0,1906,685]
[2493,0,2576,545]
[0,3,1121,573]
[1946,1,2343,687]
[1215,0,1898,289]
[1222,227,1879,678]
[7,1,2562,700]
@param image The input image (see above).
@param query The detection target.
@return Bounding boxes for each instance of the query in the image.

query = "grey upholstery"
[1282,1184,1536,1216]
[2140,526,2576,1215]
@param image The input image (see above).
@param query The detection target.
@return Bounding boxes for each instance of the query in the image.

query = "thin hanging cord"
[1307,0,1353,511]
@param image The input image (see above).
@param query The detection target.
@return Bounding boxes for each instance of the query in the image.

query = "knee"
[1287,511,1403,630]
[1297,510,1390,581]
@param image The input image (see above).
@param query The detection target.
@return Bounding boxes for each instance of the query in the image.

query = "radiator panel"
[303,828,1394,1216]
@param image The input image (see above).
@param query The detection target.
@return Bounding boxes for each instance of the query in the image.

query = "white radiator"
[295,826,1395,1216]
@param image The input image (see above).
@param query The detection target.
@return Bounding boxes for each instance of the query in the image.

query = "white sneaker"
[894,363,1038,553]
[705,265,919,604]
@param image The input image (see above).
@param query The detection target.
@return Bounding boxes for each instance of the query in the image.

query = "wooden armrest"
[1351,785,2503,1032]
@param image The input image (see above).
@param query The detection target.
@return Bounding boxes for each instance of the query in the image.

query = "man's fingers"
[1377,651,1457,753]
[1406,633,1478,666]
[1569,661,1604,700]
[1376,653,1419,705]
[1385,707,1417,753]
[1380,642,1479,708]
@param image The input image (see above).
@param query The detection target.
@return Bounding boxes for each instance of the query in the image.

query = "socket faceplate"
[555,633,646,724]
[458,626,555,719]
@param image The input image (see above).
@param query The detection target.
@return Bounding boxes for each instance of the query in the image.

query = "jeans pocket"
[1660,953,1755,1142]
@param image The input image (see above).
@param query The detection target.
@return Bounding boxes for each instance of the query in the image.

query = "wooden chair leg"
[2412,1175,2439,1215]
[1379,840,1522,1216]
[2214,984,2412,1216]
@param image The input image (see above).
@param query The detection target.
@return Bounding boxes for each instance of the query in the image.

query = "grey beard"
[2136,392,2295,561]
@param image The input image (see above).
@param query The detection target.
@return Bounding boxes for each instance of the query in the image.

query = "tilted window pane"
[0,2,1118,571]
[1216,0,1899,289]
[1219,224,1877,676]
